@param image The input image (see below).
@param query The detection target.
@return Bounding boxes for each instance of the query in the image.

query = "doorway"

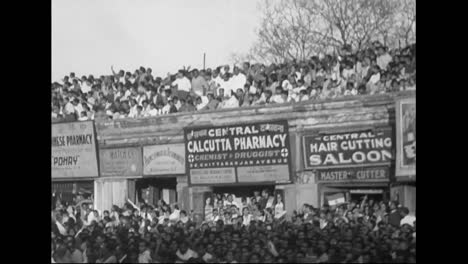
[135,177,177,206]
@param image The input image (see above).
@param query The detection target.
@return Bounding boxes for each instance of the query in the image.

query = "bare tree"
[243,0,414,63]
[393,0,416,47]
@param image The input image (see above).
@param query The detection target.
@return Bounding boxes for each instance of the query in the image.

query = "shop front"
[52,121,99,208]
[141,144,187,208]
[303,127,394,206]
[184,120,293,219]
[394,97,416,213]
[95,147,143,211]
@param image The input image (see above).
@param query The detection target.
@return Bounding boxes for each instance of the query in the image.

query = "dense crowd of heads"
[51,42,415,123]
[52,189,416,263]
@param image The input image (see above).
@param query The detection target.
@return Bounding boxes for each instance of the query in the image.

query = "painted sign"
[99,147,142,177]
[52,121,99,178]
[184,120,292,186]
[396,98,416,179]
[143,144,186,175]
[316,166,389,183]
[303,128,393,169]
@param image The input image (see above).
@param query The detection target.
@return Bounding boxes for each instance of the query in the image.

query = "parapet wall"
[95,91,415,148]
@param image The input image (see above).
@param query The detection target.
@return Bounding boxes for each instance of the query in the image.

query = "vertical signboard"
[184,120,292,186]
[395,98,416,179]
[52,121,99,178]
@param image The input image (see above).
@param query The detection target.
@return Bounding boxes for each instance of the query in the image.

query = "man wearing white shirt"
[219,73,234,98]
[80,80,92,94]
[400,207,416,227]
[230,66,247,92]
[220,92,239,109]
[172,70,192,100]
[64,97,76,116]
[270,87,286,104]
[128,99,138,118]
[212,69,224,88]
[376,46,392,71]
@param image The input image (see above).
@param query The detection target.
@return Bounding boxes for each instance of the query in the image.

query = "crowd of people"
[52,188,416,263]
[51,42,416,123]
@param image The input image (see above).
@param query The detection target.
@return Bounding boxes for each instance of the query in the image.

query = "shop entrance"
[52,181,94,208]
[135,177,177,206]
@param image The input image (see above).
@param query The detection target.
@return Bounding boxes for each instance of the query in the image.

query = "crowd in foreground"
[52,189,416,263]
[51,42,415,123]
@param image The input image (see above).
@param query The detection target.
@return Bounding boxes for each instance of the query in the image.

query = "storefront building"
[92,91,416,213]
[141,143,187,209]
[52,121,99,207]
[95,147,143,211]
[302,127,394,205]
[184,120,292,218]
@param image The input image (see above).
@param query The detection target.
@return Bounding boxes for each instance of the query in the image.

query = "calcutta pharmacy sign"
[303,128,393,169]
[51,121,99,178]
[184,120,292,186]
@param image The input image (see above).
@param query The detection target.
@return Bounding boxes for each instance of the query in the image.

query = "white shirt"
[213,76,224,88]
[231,73,247,91]
[65,102,76,115]
[377,53,392,70]
[249,85,258,94]
[270,94,285,104]
[342,68,355,80]
[74,104,84,115]
[202,253,214,262]
[138,250,152,263]
[282,80,293,91]
[400,215,416,227]
[196,96,209,110]
[161,104,171,114]
[81,82,92,94]
[148,108,159,117]
[172,77,192,92]
[220,79,234,98]
[124,90,132,100]
[344,89,358,96]
[175,101,182,110]
[221,96,239,109]
[368,73,381,85]
[243,214,252,226]
[176,249,198,262]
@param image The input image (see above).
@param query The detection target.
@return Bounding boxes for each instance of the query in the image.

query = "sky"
[52,0,263,82]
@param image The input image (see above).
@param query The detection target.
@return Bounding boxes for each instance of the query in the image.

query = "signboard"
[99,147,142,177]
[184,120,292,186]
[143,144,186,175]
[303,128,393,169]
[52,121,99,178]
[316,166,389,183]
[396,98,416,179]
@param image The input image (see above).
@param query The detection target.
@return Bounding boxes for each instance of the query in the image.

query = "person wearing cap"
[172,70,192,101]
